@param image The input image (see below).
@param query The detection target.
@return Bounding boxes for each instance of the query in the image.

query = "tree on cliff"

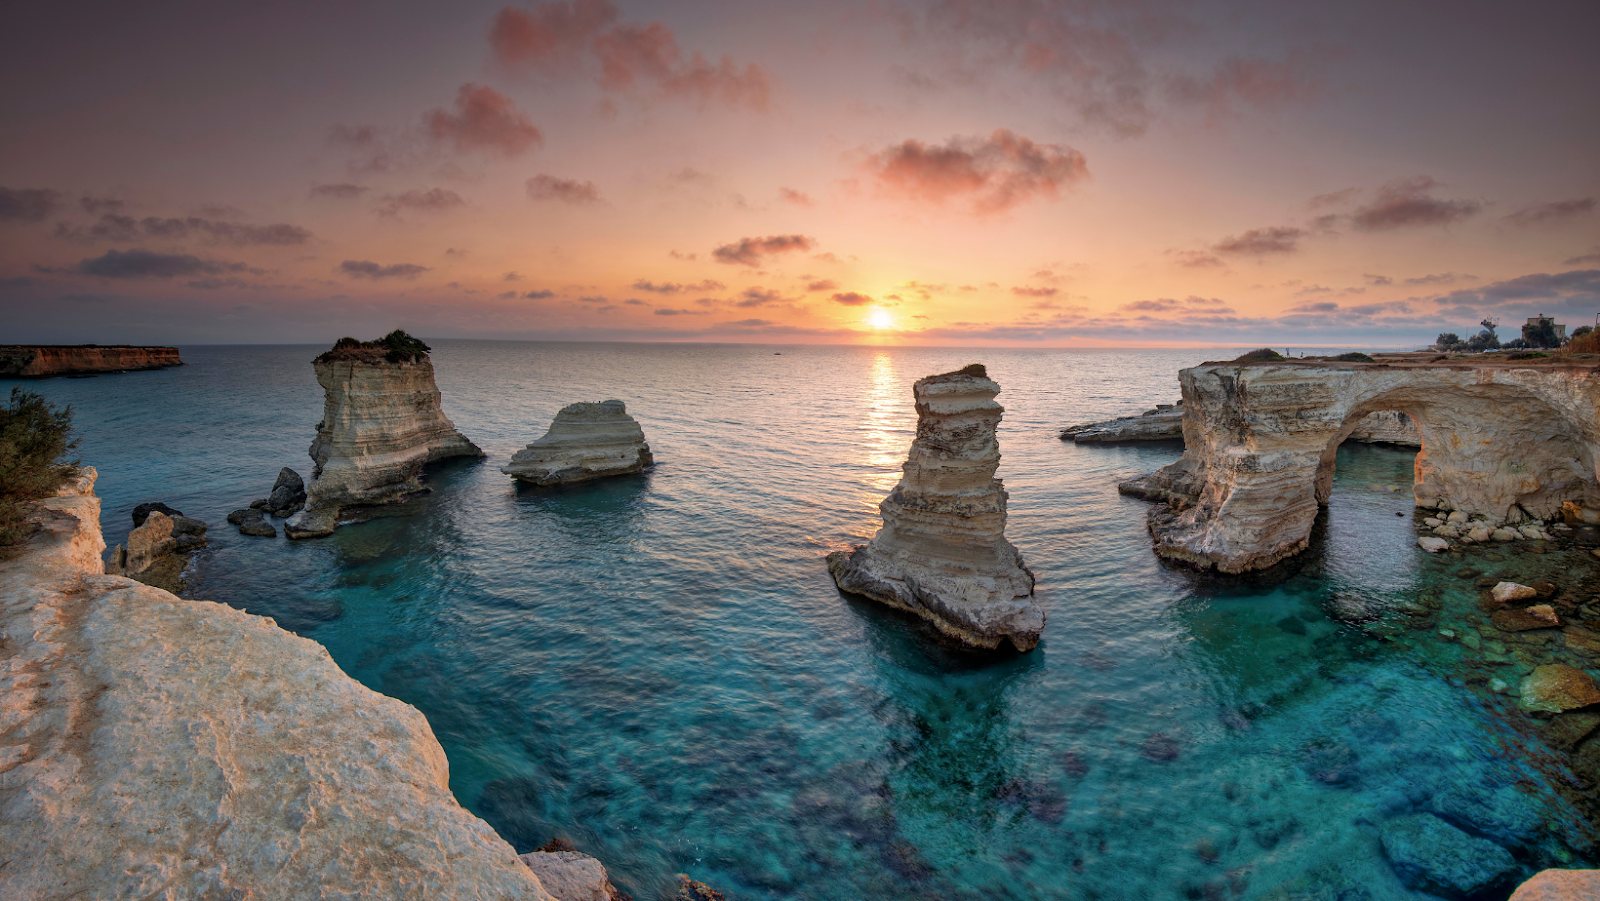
[1523,318,1560,348]
[0,388,80,550]
[1435,333,1463,350]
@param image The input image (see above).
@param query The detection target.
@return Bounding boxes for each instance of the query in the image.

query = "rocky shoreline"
[0,344,182,378]
[0,469,637,900]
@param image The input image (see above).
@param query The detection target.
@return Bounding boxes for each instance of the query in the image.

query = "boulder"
[1467,525,1494,543]
[1562,502,1600,526]
[123,511,177,574]
[1511,870,1600,900]
[226,508,249,525]
[1520,665,1600,714]
[1378,813,1518,898]
[1427,784,1546,849]
[1418,536,1449,553]
[1491,606,1562,632]
[131,501,182,527]
[502,400,654,487]
[827,365,1042,652]
[237,509,277,538]
[284,507,337,540]
[1493,582,1539,603]
[265,467,307,517]
[676,876,726,901]
[1491,528,1519,542]
[170,514,208,537]
[520,851,626,901]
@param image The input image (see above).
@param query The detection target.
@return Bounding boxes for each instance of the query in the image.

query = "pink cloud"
[491,1,771,111]
[778,187,813,207]
[1350,177,1481,231]
[711,234,814,266]
[867,129,1088,214]
[426,84,543,156]
[527,174,602,204]
[832,291,872,306]
[1213,226,1304,255]
[1502,198,1595,227]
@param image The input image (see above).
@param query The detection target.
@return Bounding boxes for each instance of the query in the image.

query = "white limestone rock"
[827,365,1042,652]
[0,470,558,901]
[1417,536,1449,553]
[289,339,483,537]
[1127,360,1600,572]
[520,850,626,901]
[502,400,654,487]
[1493,582,1539,603]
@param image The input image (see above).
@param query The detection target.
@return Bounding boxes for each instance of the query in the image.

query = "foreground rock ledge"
[0,470,559,900]
[828,364,1042,652]
[1122,360,1600,573]
[287,339,483,538]
[502,400,654,487]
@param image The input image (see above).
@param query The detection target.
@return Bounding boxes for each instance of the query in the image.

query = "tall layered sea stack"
[286,333,483,538]
[502,400,654,487]
[827,364,1042,652]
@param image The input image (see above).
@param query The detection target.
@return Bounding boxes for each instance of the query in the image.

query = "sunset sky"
[3,0,1597,347]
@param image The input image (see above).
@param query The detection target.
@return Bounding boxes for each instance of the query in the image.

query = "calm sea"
[10,342,1594,900]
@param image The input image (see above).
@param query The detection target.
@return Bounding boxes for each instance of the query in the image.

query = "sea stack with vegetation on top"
[284,331,483,538]
[827,364,1042,652]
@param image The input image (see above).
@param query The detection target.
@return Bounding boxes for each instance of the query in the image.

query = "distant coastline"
[0,345,182,378]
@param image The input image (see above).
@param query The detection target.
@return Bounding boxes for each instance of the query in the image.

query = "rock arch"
[1123,362,1600,572]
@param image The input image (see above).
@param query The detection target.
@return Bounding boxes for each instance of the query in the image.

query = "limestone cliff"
[827,365,1042,652]
[1062,403,1419,447]
[289,341,482,537]
[0,345,182,377]
[0,470,559,900]
[502,400,653,487]
[1126,361,1600,572]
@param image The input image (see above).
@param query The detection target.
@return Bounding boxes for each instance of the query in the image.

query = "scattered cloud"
[527,174,602,204]
[427,83,544,156]
[490,0,772,111]
[523,289,556,299]
[58,214,311,246]
[653,306,711,315]
[1565,249,1600,266]
[1403,272,1472,286]
[0,186,62,222]
[1364,273,1392,286]
[79,195,125,214]
[1172,250,1225,269]
[1432,268,1600,310]
[1213,226,1304,256]
[805,279,837,292]
[778,187,813,207]
[867,129,1088,214]
[72,248,259,279]
[711,234,815,266]
[1502,198,1595,228]
[1349,176,1481,231]
[1308,187,1359,209]
[310,183,368,200]
[735,287,787,307]
[378,188,466,217]
[1011,286,1057,297]
[339,259,431,279]
[631,278,724,293]
[1120,296,1235,314]
[832,291,872,306]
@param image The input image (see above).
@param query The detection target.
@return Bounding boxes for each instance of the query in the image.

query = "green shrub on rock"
[1232,348,1285,363]
[0,388,80,549]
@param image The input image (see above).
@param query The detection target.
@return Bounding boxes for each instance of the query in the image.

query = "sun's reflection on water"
[860,352,910,500]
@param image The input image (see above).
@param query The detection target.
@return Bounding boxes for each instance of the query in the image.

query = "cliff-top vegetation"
[315,330,432,365]
[0,388,80,550]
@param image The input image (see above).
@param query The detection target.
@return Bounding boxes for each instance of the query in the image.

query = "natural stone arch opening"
[1123,362,1600,572]
[1312,408,1420,506]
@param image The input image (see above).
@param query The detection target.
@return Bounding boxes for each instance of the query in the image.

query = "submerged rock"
[1520,665,1600,714]
[827,365,1042,652]
[1378,813,1518,898]
[1491,606,1562,632]
[293,333,483,537]
[502,400,654,487]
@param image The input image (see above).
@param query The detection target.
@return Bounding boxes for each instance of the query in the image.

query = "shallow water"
[11,342,1598,900]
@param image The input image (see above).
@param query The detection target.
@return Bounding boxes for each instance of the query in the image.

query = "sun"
[867,308,894,329]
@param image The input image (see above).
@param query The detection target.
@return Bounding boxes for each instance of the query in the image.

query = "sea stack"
[827,364,1042,652]
[285,331,483,538]
[502,400,654,486]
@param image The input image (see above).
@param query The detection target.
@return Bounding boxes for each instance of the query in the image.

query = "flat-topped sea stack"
[1123,353,1600,572]
[286,331,483,538]
[502,400,653,487]
[0,344,181,378]
[827,364,1042,652]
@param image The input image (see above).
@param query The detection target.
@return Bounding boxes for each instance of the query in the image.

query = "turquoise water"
[11,342,1598,900]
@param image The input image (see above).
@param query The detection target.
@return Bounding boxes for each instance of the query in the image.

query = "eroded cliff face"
[827,366,1042,652]
[1131,363,1600,572]
[295,355,483,527]
[0,470,556,900]
[0,345,182,377]
[502,400,653,487]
